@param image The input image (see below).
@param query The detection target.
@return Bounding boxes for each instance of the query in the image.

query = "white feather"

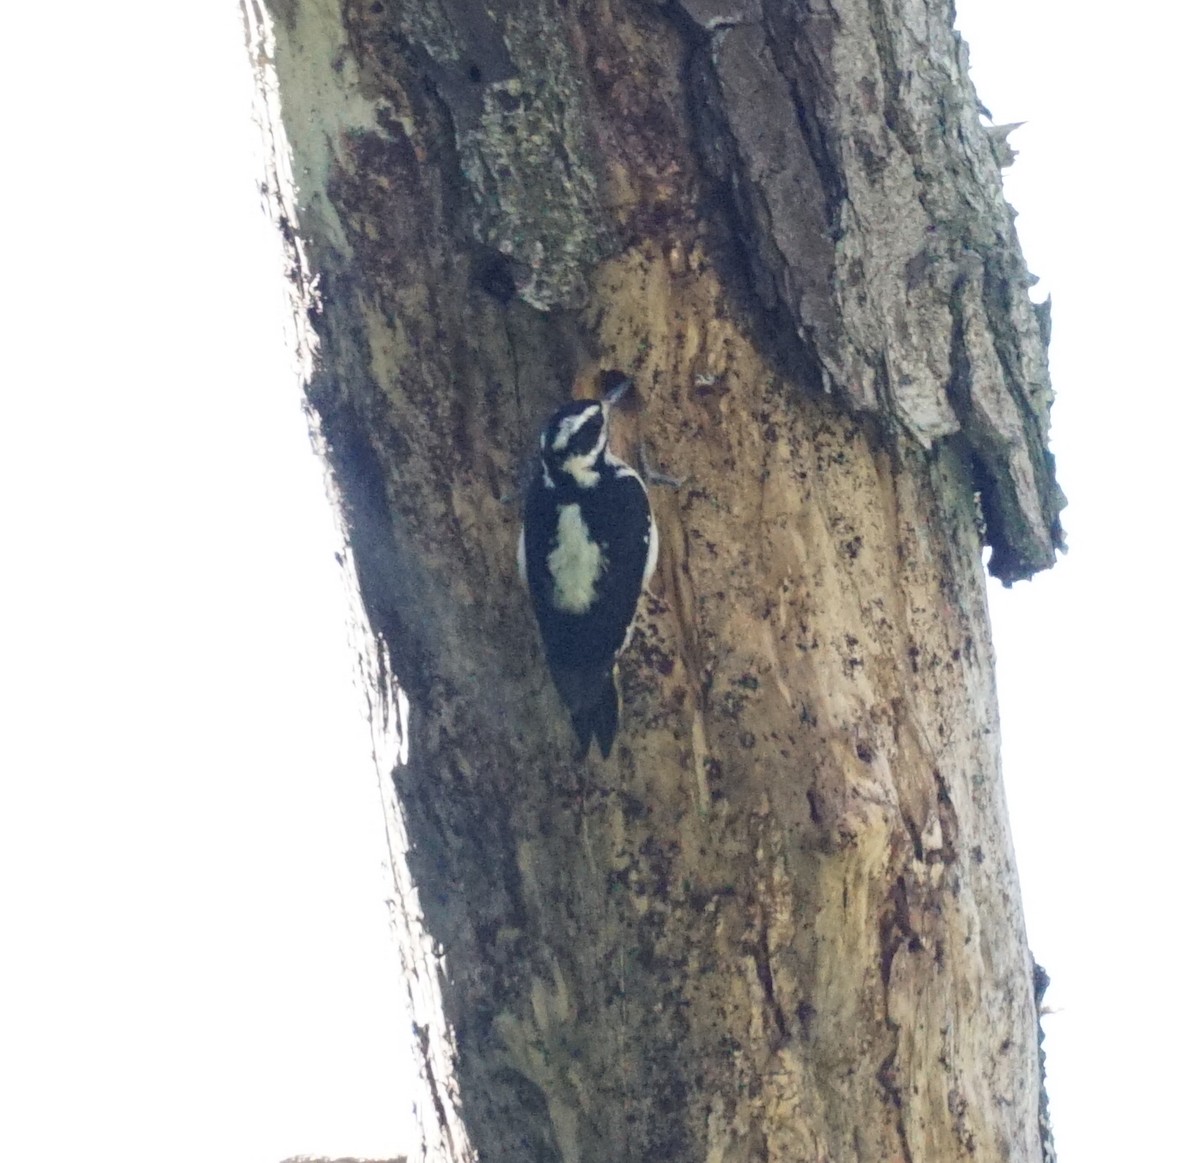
[548,503,605,613]
[560,454,600,487]
[643,517,659,588]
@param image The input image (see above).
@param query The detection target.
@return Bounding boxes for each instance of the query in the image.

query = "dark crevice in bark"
[307,367,438,702]
[876,1035,916,1163]
[946,263,1033,583]
[1033,959,1058,1163]
[932,768,960,864]
[666,4,831,398]
[760,3,849,225]
[753,907,789,1046]
[414,1020,455,1143]
[900,808,925,864]
[880,875,921,990]
[490,1069,562,1163]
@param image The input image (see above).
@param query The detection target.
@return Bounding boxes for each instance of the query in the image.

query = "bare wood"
[244,0,1060,1159]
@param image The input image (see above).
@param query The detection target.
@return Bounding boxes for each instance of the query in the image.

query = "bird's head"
[539,378,629,487]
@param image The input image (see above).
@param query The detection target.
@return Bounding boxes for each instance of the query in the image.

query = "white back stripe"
[548,503,605,613]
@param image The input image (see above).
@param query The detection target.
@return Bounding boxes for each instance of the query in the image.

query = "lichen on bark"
[674,0,1063,581]
[387,0,608,308]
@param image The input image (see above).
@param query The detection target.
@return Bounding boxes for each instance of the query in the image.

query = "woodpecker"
[519,383,658,758]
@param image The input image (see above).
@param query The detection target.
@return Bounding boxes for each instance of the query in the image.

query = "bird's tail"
[569,667,620,759]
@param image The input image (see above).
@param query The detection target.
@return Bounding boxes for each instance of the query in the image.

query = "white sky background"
[0,3,1195,1162]
[1,5,416,1161]
[957,3,1200,1159]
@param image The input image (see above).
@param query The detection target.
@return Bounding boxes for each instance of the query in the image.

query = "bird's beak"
[602,377,632,407]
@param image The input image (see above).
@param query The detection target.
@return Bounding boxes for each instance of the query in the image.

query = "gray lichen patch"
[680,0,1065,580]
[460,65,605,310]
[395,0,608,309]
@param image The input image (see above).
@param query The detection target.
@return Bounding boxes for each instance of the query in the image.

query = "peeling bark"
[244,0,1059,1159]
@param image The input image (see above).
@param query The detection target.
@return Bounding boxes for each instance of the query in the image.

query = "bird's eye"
[570,412,604,453]
[548,404,605,454]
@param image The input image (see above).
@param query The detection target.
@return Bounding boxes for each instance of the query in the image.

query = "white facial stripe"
[561,454,600,488]
[548,503,606,613]
[551,405,603,452]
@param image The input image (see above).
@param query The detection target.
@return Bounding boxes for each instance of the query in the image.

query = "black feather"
[560,665,620,759]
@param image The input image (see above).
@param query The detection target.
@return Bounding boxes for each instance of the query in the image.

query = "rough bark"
[244,1,1060,1160]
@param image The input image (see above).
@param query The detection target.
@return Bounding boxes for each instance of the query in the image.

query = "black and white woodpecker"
[519,380,658,758]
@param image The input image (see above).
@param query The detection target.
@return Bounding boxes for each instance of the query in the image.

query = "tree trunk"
[243,1,1062,1160]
